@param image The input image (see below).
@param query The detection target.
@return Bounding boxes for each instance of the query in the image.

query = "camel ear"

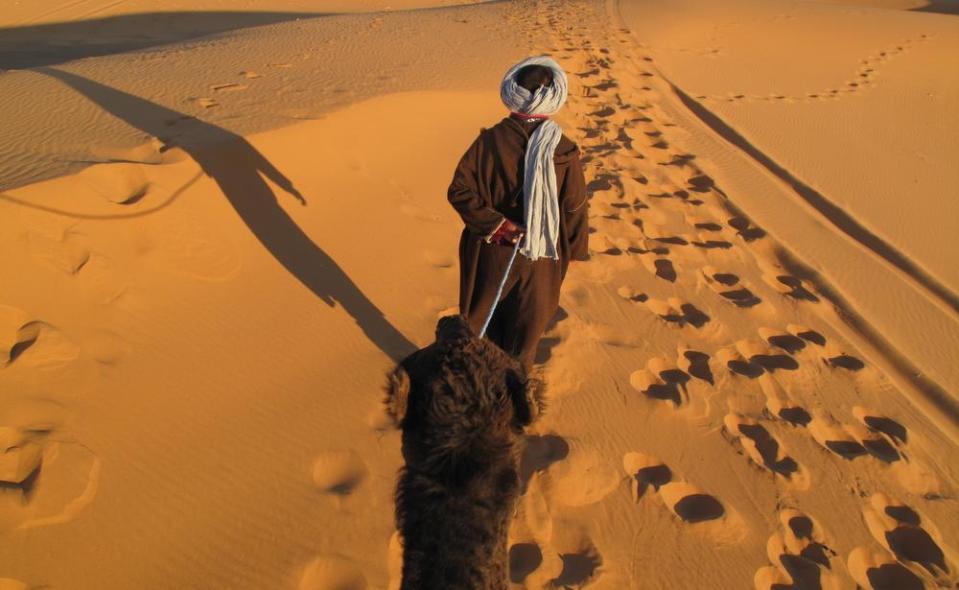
[509,371,543,428]
[385,366,411,426]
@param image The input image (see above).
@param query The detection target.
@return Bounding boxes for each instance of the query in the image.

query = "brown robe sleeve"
[562,150,590,261]
[447,133,506,238]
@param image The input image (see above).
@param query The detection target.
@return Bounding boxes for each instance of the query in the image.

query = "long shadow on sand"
[0,11,327,70]
[910,1,959,15]
[41,67,415,361]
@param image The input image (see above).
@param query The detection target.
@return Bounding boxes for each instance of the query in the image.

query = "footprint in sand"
[808,414,900,463]
[298,555,367,590]
[754,509,839,590]
[78,162,150,205]
[848,546,924,590]
[311,451,367,496]
[519,434,569,490]
[721,339,798,377]
[585,323,644,348]
[0,426,44,489]
[692,232,734,250]
[517,529,603,588]
[0,306,39,367]
[862,493,953,583]
[723,413,800,479]
[195,97,219,108]
[742,339,800,372]
[623,452,672,500]
[686,213,724,233]
[587,105,616,119]
[423,250,455,269]
[89,136,169,165]
[686,174,716,194]
[596,204,627,224]
[0,307,80,370]
[702,267,762,308]
[660,482,725,524]
[514,475,605,587]
[1,400,100,532]
[509,541,544,584]
[629,355,692,407]
[26,228,91,276]
[852,407,907,445]
[636,205,687,235]
[779,325,864,370]
[552,533,603,588]
[818,342,865,371]
[595,233,630,256]
[627,237,670,257]
[211,82,247,93]
[658,152,696,168]
[762,273,819,303]
[728,216,766,242]
[546,444,620,507]
[716,345,764,379]
[585,171,620,198]
[786,324,826,346]
[758,375,812,426]
[757,327,806,355]
[622,453,724,523]
[616,285,648,303]
[643,297,709,328]
[845,421,901,463]
[851,410,940,495]
[677,346,714,385]
[642,226,694,248]
[640,255,677,282]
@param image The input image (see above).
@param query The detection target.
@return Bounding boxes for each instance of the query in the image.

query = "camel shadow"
[41,67,415,361]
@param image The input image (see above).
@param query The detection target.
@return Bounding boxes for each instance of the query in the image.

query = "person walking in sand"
[448,56,589,368]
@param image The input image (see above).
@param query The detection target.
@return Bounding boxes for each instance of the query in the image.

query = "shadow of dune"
[0,11,327,69]
[41,67,415,361]
[911,1,959,15]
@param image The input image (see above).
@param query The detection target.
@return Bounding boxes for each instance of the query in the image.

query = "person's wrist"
[484,218,508,244]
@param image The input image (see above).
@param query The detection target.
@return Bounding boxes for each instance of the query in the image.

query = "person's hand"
[489,219,525,246]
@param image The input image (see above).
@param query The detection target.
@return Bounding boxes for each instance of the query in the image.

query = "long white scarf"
[500,56,568,261]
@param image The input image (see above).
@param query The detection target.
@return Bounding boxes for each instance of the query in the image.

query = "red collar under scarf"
[510,112,550,121]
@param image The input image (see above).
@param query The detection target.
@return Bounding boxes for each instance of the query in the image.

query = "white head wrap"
[500,56,568,261]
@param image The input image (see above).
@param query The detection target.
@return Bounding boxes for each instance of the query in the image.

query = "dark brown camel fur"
[385,315,543,590]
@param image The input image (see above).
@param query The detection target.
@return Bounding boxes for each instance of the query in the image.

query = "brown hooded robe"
[447,116,589,367]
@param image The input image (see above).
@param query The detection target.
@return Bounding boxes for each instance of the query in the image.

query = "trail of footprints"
[623,452,725,523]
[692,35,932,104]
[504,0,954,588]
[754,496,954,589]
[755,509,840,590]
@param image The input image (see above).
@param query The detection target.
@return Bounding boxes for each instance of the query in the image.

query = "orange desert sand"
[1,0,958,588]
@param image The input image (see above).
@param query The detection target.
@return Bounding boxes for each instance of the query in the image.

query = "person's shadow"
[40,67,415,361]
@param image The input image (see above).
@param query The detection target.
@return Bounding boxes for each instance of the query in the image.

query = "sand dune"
[1,0,957,588]
[0,1,523,191]
[0,0,492,27]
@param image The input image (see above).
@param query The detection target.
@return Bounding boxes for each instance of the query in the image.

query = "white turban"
[500,56,568,261]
